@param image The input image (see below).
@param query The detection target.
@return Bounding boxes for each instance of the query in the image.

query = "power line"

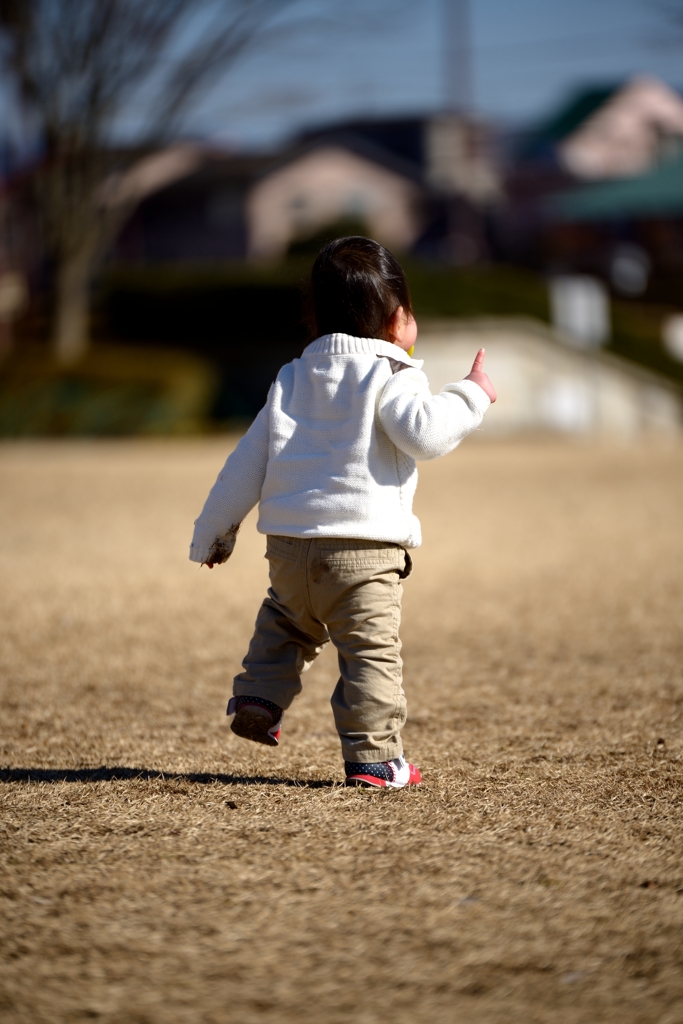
[472,26,656,53]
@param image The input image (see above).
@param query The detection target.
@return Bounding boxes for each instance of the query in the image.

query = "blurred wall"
[418,318,682,438]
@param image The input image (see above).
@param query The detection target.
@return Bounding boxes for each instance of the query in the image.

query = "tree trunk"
[52,253,92,365]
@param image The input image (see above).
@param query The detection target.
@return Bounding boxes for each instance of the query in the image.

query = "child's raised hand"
[464,348,497,403]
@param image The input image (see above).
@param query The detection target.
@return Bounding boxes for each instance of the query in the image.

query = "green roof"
[549,151,683,221]
[517,85,617,161]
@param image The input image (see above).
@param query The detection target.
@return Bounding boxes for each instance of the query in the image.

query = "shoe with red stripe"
[227,696,283,747]
[344,754,422,789]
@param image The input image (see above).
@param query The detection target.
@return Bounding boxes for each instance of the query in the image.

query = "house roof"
[300,117,426,172]
[516,85,617,163]
[252,132,427,188]
[557,77,683,179]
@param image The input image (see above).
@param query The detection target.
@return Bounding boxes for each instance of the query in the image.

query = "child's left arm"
[189,400,270,566]
[378,349,495,461]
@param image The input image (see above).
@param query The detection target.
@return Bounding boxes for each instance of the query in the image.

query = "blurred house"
[417,318,682,438]
[557,77,683,180]
[506,77,683,192]
[301,115,499,199]
[547,142,683,273]
[245,140,424,260]
[113,113,501,265]
[299,115,501,261]
[544,142,683,300]
[496,76,683,285]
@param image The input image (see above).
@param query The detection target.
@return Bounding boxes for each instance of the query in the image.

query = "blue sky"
[187,0,683,149]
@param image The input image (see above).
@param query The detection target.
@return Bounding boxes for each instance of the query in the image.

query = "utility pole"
[443,0,473,113]
[433,0,490,265]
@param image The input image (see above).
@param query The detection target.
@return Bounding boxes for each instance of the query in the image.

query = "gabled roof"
[516,85,617,162]
[558,76,683,179]
[300,117,427,171]
[252,132,427,188]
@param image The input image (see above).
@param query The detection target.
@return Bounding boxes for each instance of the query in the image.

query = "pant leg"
[233,535,329,710]
[306,540,409,763]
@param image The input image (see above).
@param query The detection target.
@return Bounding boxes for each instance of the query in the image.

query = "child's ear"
[386,306,404,344]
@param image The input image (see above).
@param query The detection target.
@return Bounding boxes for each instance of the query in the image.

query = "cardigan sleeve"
[189,398,271,564]
[377,367,490,461]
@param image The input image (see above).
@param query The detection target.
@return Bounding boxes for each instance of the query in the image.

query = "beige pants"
[234,535,412,763]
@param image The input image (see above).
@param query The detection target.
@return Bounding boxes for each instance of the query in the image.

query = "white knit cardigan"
[189,333,490,563]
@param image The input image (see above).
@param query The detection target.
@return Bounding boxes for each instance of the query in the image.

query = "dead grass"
[1,436,682,1024]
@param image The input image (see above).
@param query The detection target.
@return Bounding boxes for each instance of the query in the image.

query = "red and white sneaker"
[345,754,422,789]
[227,696,283,747]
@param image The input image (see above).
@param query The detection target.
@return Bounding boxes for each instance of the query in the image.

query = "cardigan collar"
[305,333,423,370]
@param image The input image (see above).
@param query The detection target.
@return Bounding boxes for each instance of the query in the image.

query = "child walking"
[189,237,496,788]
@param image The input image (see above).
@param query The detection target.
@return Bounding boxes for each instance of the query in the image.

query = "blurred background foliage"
[3,255,682,434]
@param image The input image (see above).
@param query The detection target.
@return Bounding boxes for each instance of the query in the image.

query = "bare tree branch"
[0,0,407,361]
[0,0,304,360]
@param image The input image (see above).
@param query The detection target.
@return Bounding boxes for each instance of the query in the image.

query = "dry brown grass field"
[1,436,682,1024]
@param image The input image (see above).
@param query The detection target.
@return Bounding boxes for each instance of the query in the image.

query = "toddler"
[189,237,496,788]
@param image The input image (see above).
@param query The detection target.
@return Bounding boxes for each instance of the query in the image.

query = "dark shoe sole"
[345,776,386,788]
[230,708,278,746]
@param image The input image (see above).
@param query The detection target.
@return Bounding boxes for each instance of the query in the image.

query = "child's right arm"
[189,400,270,566]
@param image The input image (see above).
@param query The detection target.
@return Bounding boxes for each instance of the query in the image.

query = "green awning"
[548,152,683,221]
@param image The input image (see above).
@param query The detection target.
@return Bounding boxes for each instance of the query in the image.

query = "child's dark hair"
[309,236,413,340]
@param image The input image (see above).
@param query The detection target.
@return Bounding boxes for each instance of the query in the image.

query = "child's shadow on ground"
[0,766,337,789]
